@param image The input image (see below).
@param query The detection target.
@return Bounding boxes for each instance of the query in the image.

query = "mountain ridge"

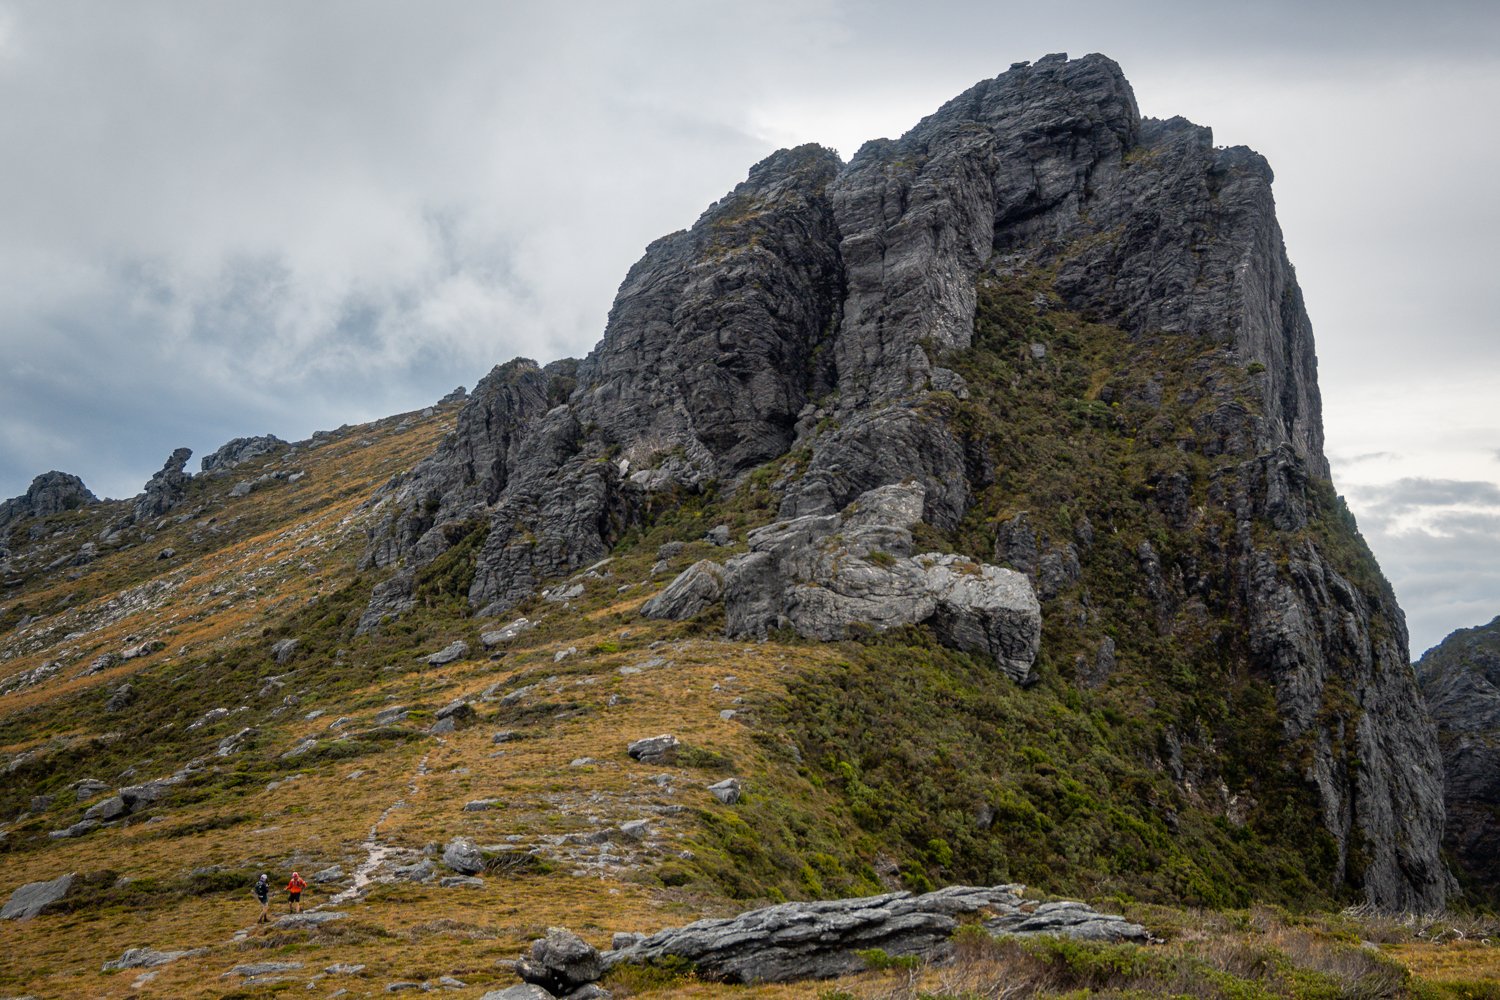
[0,50,1470,999]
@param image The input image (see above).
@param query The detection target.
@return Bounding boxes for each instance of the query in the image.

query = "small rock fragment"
[707,778,742,805]
[626,734,678,764]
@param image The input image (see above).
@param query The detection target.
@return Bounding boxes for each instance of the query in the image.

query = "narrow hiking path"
[324,750,431,907]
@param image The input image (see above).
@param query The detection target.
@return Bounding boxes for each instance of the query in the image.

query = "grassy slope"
[0,286,1494,996]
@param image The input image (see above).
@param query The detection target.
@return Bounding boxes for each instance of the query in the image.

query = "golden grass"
[0,406,450,726]
[4,405,1497,999]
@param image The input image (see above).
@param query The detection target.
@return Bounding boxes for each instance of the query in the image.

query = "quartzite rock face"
[200,434,287,473]
[1418,615,1500,902]
[133,447,193,522]
[1,471,98,526]
[722,482,1041,680]
[601,885,1146,984]
[361,53,1444,909]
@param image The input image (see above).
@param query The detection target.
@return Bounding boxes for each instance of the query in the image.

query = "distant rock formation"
[200,435,286,474]
[1418,615,1500,902]
[133,448,192,522]
[0,472,98,538]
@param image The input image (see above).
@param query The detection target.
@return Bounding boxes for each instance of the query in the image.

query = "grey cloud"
[1353,510,1500,657]
[1348,478,1500,516]
[1329,450,1399,468]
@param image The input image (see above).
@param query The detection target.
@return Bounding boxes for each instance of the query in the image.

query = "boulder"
[423,641,469,666]
[101,946,198,972]
[72,778,109,801]
[436,700,476,725]
[723,483,1041,681]
[481,618,534,647]
[707,778,742,805]
[83,795,127,822]
[480,987,555,1000]
[105,683,136,712]
[223,961,304,978]
[200,435,287,473]
[443,837,485,875]
[641,560,724,621]
[617,819,651,841]
[48,819,100,839]
[516,927,604,996]
[1,873,74,920]
[626,734,679,764]
[270,638,300,664]
[440,875,485,889]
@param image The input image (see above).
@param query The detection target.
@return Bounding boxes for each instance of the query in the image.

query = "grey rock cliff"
[359,53,1443,909]
[1418,615,1500,902]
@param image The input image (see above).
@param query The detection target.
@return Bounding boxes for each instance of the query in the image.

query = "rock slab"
[1,874,74,920]
[602,885,1146,983]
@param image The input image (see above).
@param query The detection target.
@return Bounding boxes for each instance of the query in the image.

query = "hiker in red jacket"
[286,871,307,913]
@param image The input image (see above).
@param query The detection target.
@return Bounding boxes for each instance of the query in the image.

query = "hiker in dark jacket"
[253,873,270,923]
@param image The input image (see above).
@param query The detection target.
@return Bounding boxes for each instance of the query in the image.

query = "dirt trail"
[325,751,430,907]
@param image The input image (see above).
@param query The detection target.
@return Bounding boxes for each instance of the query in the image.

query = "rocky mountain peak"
[352,53,1443,910]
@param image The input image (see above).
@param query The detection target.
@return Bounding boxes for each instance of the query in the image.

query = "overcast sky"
[0,1,1495,655]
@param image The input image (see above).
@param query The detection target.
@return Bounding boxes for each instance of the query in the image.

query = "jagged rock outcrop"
[720,482,1040,681]
[1,873,74,920]
[1418,615,1500,902]
[133,447,192,522]
[0,472,98,538]
[360,53,1443,909]
[516,886,1145,991]
[516,928,605,996]
[200,434,286,473]
[364,145,845,617]
[640,559,723,620]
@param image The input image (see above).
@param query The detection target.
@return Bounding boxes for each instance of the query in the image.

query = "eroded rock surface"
[200,435,287,474]
[723,483,1040,680]
[640,560,723,621]
[0,472,98,537]
[1418,615,1500,902]
[1,873,74,920]
[597,885,1144,985]
[133,448,193,522]
[352,53,1446,910]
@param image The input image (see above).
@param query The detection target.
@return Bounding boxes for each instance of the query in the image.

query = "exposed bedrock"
[713,482,1039,681]
[1417,616,1500,903]
[133,447,193,522]
[0,471,98,540]
[512,886,1145,994]
[355,53,1443,910]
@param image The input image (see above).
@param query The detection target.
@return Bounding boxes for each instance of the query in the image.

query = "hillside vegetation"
[0,282,1492,999]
